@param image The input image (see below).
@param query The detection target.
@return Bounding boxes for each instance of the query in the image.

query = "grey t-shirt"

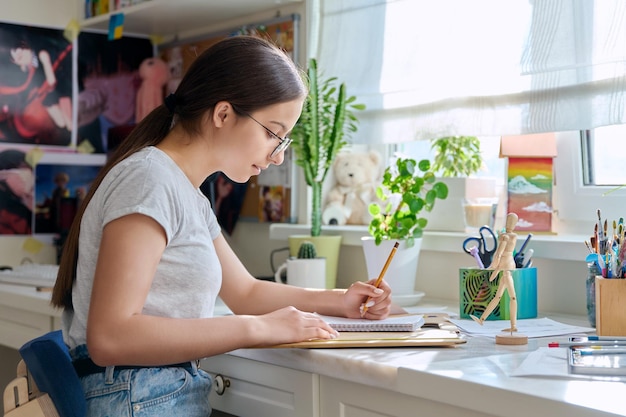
[63,146,222,349]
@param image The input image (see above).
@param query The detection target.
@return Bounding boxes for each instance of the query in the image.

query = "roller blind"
[311,0,626,144]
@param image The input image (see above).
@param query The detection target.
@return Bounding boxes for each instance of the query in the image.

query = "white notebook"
[318,314,424,332]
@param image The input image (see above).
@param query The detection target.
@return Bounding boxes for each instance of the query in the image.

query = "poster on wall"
[158,15,298,229]
[0,145,100,236]
[0,145,34,234]
[0,22,73,147]
[77,31,153,154]
[33,153,105,234]
[259,185,286,223]
[0,20,158,238]
[199,173,248,236]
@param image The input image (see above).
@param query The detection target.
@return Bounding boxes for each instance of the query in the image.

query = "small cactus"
[297,241,317,259]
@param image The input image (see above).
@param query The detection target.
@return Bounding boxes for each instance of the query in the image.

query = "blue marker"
[584,336,626,342]
[514,233,533,268]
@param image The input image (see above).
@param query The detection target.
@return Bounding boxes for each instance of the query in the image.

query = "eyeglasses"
[241,112,292,158]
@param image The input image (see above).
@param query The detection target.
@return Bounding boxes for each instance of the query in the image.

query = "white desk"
[202,301,626,417]
[1,284,624,417]
[0,283,61,350]
[204,336,626,417]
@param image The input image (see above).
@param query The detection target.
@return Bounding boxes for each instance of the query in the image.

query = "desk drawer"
[202,354,318,417]
[0,305,56,349]
[320,375,497,417]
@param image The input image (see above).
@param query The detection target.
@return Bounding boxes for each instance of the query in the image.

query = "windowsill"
[269,224,588,262]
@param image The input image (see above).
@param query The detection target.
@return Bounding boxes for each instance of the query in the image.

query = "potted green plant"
[368,157,449,247]
[363,157,448,305]
[428,136,498,231]
[288,58,365,288]
[290,58,365,236]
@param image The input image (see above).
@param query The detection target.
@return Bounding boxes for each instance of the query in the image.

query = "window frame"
[580,130,594,185]
[553,131,626,235]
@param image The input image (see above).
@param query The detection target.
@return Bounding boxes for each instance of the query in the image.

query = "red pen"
[549,341,626,348]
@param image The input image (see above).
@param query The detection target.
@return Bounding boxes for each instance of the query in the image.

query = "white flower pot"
[288,235,342,288]
[361,237,423,304]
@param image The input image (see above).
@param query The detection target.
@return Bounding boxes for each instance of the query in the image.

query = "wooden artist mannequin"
[471,213,527,345]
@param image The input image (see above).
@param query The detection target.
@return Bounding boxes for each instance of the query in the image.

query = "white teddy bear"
[322,150,382,226]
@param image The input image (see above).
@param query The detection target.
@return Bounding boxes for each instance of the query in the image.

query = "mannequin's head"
[505,212,519,232]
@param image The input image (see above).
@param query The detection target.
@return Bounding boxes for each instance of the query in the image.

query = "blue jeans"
[71,345,213,417]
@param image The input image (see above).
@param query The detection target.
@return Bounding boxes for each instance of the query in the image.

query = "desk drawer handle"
[214,374,231,395]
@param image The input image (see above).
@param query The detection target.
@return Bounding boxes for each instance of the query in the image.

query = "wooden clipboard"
[268,328,466,349]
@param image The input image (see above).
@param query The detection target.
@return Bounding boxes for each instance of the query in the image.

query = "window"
[582,125,626,186]
[396,137,505,183]
[314,1,626,145]
[310,0,626,236]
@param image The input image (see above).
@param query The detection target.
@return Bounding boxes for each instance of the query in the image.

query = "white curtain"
[311,0,626,144]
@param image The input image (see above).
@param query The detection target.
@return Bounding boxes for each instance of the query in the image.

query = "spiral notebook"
[318,314,424,332]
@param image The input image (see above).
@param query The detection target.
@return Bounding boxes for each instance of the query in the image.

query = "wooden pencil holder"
[595,276,626,336]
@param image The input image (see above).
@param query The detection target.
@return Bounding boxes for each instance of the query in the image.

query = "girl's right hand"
[251,306,338,346]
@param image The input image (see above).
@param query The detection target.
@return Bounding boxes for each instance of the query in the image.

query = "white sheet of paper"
[448,317,594,338]
[509,347,626,381]
[508,347,571,378]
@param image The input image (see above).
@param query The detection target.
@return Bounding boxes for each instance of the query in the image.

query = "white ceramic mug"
[274,258,326,289]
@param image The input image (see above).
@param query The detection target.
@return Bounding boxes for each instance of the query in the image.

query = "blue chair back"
[19,330,86,417]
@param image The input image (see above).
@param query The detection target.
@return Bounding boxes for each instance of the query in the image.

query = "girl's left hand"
[342,279,392,319]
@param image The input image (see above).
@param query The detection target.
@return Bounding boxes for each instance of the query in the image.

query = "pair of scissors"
[462,226,498,268]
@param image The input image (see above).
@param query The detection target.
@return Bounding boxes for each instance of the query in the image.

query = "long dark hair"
[52,35,307,309]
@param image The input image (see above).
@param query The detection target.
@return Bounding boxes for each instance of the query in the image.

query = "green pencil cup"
[459,267,538,320]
